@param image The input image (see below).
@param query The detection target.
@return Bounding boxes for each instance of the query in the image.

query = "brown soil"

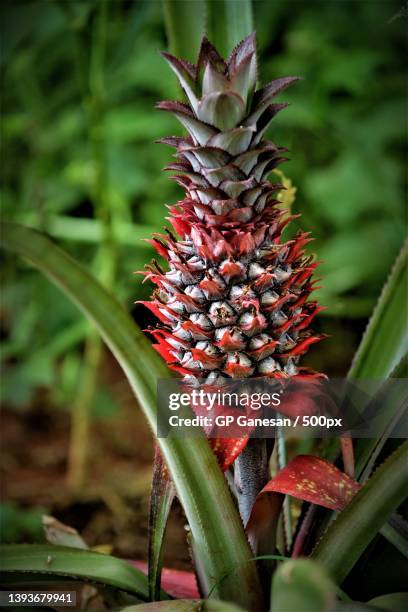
[0,352,191,571]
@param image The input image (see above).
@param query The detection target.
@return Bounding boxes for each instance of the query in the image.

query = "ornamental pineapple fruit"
[142,34,323,388]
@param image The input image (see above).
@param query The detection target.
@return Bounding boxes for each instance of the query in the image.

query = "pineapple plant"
[142,35,324,456]
[2,23,407,612]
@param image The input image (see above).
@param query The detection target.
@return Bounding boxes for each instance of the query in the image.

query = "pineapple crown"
[159,32,298,138]
[155,33,302,256]
[141,33,323,402]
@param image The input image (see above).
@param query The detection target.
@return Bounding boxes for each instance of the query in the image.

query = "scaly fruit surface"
[141,34,323,394]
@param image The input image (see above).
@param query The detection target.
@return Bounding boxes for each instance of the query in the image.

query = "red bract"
[258,454,360,511]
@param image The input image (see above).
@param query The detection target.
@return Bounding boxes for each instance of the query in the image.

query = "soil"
[0,352,192,572]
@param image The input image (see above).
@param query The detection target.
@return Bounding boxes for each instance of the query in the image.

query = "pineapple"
[142,34,322,388]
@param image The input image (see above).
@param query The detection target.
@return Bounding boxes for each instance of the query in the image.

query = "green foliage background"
[1,0,406,405]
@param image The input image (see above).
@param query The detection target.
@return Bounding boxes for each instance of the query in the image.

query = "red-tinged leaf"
[190,348,223,368]
[131,561,199,600]
[210,437,249,471]
[277,335,323,358]
[246,490,283,555]
[156,100,193,115]
[148,447,176,601]
[260,455,360,511]
[223,361,254,377]
[152,338,177,363]
[137,302,174,325]
[277,377,335,421]
[253,77,301,108]
[216,329,246,350]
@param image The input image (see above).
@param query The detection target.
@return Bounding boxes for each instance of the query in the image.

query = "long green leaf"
[163,0,205,61]
[0,222,263,609]
[355,355,408,481]
[206,0,254,57]
[348,240,408,380]
[0,545,152,599]
[312,440,408,584]
[13,213,156,247]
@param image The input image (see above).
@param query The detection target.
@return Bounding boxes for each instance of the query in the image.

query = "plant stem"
[234,438,270,527]
[67,330,102,490]
[163,0,205,61]
[340,435,355,478]
[206,0,254,57]
[277,425,292,552]
[291,504,318,558]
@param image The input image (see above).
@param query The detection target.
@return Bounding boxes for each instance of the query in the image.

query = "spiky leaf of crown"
[141,33,324,390]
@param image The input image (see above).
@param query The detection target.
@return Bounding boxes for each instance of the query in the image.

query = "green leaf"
[206,0,254,58]
[0,544,152,599]
[13,213,157,247]
[348,240,408,380]
[163,0,205,62]
[312,440,408,584]
[355,356,408,481]
[270,558,337,612]
[197,91,246,130]
[380,515,408,561]
[0,222,263,609]
[0,504,45,543]
[368,592,408,612]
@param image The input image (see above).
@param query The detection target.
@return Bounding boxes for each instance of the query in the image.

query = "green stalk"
[163,0,205,61]
[312,439,408,584]
[1,222,263,609]
[206,0,254,57]
[67,329,102,489]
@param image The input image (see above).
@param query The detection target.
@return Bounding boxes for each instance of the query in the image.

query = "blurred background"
[0,0,406,565]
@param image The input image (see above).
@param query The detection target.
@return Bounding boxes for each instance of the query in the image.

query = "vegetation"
[0,1,407,610]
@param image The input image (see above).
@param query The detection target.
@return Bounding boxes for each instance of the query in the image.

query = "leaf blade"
[0,544,151,599]
[148,447,176,601]
[348,240,408,381]
[257,455,360,511]
[312,440,408,584]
